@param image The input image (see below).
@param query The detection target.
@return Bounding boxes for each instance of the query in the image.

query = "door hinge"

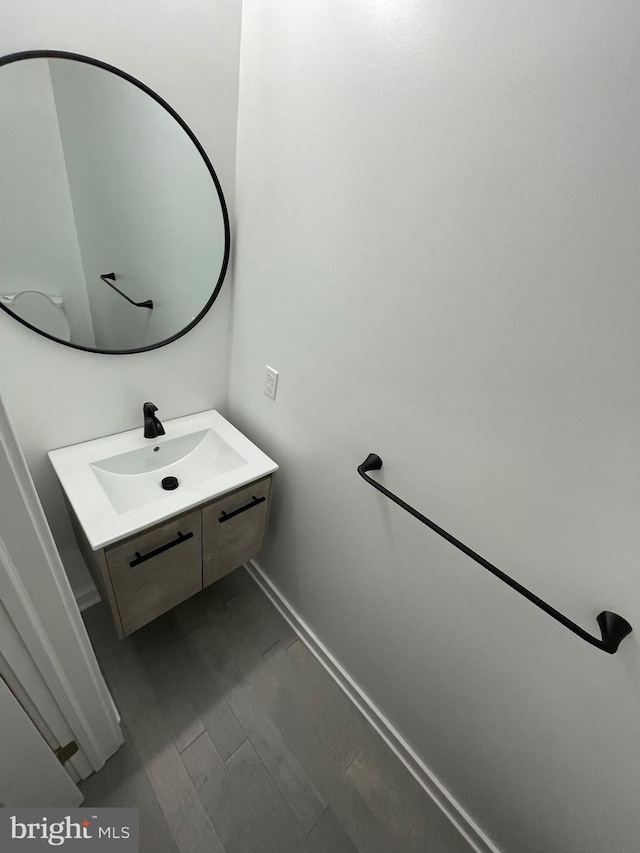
[54,740,79,764]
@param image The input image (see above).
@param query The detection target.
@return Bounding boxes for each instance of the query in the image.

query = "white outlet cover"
[264,366,279,399]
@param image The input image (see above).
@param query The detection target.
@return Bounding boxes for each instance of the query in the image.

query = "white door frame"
[0,672,83,807]
[0,594,90,783]
[0,389,122,780]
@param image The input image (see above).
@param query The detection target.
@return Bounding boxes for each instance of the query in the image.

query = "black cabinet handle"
[219,495,265,523]
[129,530,193,567]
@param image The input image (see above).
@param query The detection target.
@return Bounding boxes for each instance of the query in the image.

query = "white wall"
[0,59,94,347]
[0,0,241,597]
[50,58,226,351]
[229,2,640,852]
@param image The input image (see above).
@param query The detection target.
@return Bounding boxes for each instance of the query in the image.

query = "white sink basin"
[90,428,245,514]
[49,409,278,549]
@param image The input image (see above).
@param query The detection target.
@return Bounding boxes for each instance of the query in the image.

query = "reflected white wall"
[0,60,94,347]
[50,59,226,351]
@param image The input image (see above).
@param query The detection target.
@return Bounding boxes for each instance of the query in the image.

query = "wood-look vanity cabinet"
[71,475,272,638]
[202,476,272,588]
[103,508,203,637]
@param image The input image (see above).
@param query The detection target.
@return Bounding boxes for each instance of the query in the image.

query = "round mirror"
[0,50,230,354]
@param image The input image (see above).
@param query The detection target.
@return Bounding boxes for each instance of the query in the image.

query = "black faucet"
[143,402,165,439]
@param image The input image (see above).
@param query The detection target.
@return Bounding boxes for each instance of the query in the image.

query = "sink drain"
[161,476,179,490]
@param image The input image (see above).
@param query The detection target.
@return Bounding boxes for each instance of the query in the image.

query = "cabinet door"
[105,508,202,636]
[202,476,271,588]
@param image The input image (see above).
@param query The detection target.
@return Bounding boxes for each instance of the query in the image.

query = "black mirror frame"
[0,49,231,355]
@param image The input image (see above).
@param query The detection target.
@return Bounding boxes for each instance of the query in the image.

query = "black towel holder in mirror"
[100,272,153,309]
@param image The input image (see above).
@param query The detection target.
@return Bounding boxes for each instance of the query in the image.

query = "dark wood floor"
[81,567,472,853]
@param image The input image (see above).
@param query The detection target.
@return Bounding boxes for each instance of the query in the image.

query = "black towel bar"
[358,453,632,655]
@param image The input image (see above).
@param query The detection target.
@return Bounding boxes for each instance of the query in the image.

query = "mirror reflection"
[0,54,228,353]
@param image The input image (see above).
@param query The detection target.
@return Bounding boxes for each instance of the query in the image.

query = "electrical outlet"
[264,365,279,400]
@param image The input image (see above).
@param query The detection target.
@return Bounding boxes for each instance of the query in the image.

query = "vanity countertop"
[48,409,278,550]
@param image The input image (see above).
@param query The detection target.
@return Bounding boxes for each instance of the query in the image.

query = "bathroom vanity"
[69,474,272,637]
[49,409,278,638]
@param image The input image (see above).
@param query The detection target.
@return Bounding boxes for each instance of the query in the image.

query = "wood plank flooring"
[81,567,472,853]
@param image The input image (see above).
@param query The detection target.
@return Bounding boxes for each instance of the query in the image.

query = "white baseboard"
[245,559,501,853]
[75,584,101,612]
